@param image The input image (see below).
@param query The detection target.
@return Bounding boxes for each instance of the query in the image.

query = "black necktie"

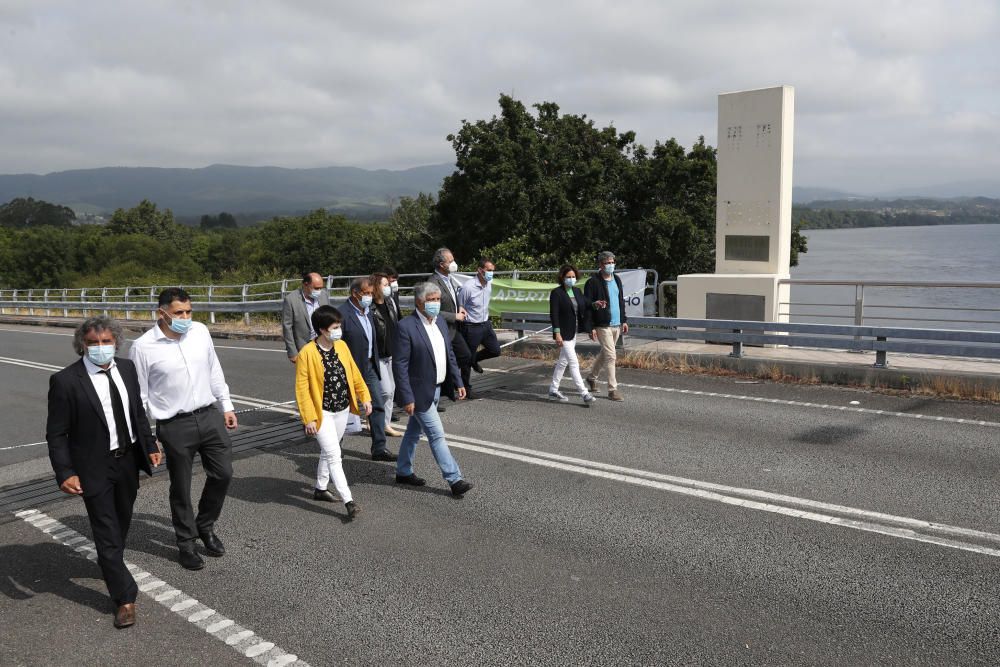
[100,369,132,449]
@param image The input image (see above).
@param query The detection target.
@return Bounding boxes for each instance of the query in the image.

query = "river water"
[788,224,1000,330]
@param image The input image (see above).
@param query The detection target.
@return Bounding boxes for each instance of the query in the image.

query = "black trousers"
[460,321,500,389]
[157,408,233,545]
[82,446,140,606]
[444,329,473,398]
[361,360,388,454]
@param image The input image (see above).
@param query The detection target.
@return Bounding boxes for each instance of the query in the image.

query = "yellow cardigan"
[295,339,372,429]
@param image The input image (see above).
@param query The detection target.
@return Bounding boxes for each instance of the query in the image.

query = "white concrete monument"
[677,85,794,323]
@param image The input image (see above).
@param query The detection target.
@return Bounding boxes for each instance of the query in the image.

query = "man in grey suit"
[282,272,329,363]
[428,248,473,406]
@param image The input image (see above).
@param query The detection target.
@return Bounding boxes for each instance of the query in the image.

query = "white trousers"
[378,357,395,429]
[315,408,352,503]
[345,413,362,434]
[550,336,590,395]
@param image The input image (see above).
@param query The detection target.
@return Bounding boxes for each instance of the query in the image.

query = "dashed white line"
[14,508,310,666]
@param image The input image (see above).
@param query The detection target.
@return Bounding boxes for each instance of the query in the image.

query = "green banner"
[480,278,555,316]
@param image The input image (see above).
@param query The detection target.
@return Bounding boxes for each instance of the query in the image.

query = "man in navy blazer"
[392,281,473,497]
[46,316,161,629]
[338,276,394,461]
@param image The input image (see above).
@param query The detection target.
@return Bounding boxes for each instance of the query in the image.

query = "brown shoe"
[586,377,598,392]
[114,602,136,629]
[384,426,404,437]
[608,389,624,402]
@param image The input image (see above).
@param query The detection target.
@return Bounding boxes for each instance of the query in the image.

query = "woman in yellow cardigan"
[295,305,372,519]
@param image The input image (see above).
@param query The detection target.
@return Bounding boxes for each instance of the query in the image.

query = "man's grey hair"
[597,250,616,265]
[413,281,442,302]
[72,315,124,356]
[349,276,372,293]
[431,247,451,269]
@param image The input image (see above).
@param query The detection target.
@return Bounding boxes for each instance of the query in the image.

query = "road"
[1,322,999,665]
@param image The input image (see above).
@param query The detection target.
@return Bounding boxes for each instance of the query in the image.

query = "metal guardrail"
[500,311,1000,368]
[655,279,1000,331]
[0,269,659,324]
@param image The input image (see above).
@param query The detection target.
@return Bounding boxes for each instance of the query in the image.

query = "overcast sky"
[1,0,997,192]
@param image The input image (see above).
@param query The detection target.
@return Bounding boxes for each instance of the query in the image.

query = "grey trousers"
[157,408,233,544]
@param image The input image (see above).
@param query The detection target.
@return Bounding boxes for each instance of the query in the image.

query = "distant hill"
[0,163,455,217]
[792,186,861,204]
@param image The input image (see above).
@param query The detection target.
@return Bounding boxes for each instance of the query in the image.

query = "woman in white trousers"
[548,265,597,406]
[295,305,372,519]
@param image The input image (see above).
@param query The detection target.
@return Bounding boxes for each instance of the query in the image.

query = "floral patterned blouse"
[318,344,351,413]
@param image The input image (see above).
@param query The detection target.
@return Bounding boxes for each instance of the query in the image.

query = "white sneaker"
[548,390,569,403]
[582,393,596,406]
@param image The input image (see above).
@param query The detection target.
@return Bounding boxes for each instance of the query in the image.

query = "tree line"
[0,94,808,290]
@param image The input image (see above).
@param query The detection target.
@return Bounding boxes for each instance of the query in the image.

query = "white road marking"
[485,367,1000,429]
[13,508,310,666]
[0,356,62,372]
[230,395,299,416]
[441,432,1000,559]
[0,440,46,451]
[213,344,284,353]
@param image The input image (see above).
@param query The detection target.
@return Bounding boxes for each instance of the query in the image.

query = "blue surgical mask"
[359,295,373,309]
[423,301,441,317]
[382,286,392,298]
[483,271,494,282]
[326,328,343,342]
[310,289,322,299]
[564,277,576,288]
[168,316,192,335]
[86,344,115,366]
[603,263,615,275]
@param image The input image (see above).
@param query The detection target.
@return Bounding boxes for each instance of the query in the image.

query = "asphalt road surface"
[2,323,999,666]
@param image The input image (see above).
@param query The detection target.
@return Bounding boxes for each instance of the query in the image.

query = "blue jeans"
[396,387,462,484]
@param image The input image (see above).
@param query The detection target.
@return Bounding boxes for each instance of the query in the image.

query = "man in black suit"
[427,247,473,408]
[338,276,395,461]
[46,316,161,629]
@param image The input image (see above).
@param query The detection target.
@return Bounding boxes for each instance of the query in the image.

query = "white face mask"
[390,281,399,293]
[447,260,458,274]
[382,285,392,298]
[325,327,343,342]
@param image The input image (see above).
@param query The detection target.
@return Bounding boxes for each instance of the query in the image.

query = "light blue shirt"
[458,278,492,323]
[606,277,621,326]
[351,300,374,360]
[303,290,320,337]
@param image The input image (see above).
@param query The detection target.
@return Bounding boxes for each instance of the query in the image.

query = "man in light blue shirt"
[583,251,629,401]
[457,258,501,398]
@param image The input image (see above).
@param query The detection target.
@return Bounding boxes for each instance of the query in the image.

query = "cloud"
[0,0,997,193]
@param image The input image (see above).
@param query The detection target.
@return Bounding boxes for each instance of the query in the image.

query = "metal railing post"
[28,289,35,316]
[729,329,744,358]
[101,287,108,317]
[149,286,157,320]
[208,284,215,324]
[62,289,69,317]
[44,289,51,317]
[124,287,131,320]
[874,336,888,369]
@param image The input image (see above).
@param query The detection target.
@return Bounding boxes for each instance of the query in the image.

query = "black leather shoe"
[371,450,396,462]
[450,480,473,497]
[472,361,484,374]
[345,501,359,519]
[313,488,337,502]
[199,532,225,557]
[178,545,205,570]
[395,473,426,486]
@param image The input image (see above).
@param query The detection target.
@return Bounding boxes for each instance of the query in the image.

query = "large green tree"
[0,197,76,228]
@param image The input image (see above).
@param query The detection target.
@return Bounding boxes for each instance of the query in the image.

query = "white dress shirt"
[129,320,235,421]
[421,315,448,385]
[83,356,135,450]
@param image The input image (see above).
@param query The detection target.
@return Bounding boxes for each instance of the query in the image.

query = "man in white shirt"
[130,287,238,571]
[392,282,473,497]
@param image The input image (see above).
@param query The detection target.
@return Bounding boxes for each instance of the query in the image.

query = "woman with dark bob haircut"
[294,305,372,519]
[547,265,596,406]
